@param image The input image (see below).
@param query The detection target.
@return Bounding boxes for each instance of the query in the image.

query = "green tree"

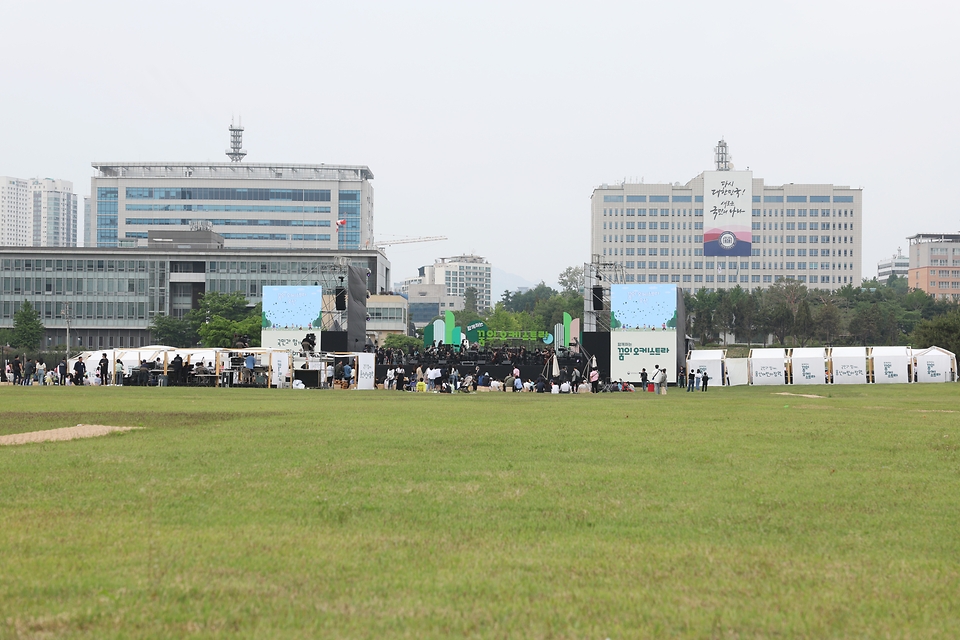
[557,266,584,295]
[383,333,422,352]
[464,287,478,314]
[197,314,262,348]
[911,309,960,356]
[815,301,842,344]
[793,298,814,347]
[12,301,44,350]
[150,314,198,348]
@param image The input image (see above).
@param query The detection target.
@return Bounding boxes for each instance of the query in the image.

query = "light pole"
[61,302,73,360]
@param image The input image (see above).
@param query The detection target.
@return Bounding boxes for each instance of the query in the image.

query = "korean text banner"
[703,170,752,257]
[609,284,679,381]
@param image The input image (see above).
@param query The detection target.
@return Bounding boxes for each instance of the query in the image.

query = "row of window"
[604,221,705,230]
[1,300,147,321]
[603,194,855,204]
[752,222,853,231]
[125,188,334,202]
[125,218,332,227]
[126,204,331,213]
[602,234,855,245]
[612,260,853,271]
[2,259,153,272]
[618,274,851,285]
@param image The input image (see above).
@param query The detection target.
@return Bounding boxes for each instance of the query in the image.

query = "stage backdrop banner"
[609,284,680,381]
[261,286,323,350]
[703,170,752,257]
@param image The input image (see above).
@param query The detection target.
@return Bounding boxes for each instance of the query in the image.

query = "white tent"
[725,358,749,386]
[790,347,826,385]
[830,347,868,384]
[870,346,912,384]
[748,348,787,385]
[686,349,724,387]
[914,346,957,383]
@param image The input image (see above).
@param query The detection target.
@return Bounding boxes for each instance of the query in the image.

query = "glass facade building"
[90,163,374,252]
[0,239,390,350]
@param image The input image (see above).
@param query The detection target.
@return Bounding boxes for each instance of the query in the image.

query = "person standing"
[687,368,696,392]
[640,368,649,392]
[115,359,124,386]
[58,358,68,386]
[701,370,710,392]
[395,365,405,391]
[589,368,600,393]
[11,356,22,385]
[385,366,395,390]
[23,359,35,385]
[99,353,111,386]
[326,362,334,389]
[73,356,86,385]
[244,353,256,385]
[695,369,702,391]
[659,368,668,395]
[343,361,353,388]
[652,365,661,395]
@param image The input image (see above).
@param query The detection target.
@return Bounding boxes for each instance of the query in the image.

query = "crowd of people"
[375,343,584,369]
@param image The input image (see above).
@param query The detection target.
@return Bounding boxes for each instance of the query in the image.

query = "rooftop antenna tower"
[226,118,247,162]
[714,138,732,171]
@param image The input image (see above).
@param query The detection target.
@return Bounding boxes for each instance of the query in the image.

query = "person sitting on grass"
[416,377,427,393]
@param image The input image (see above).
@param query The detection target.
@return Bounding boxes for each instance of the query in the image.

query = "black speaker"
[592,286,604,311]
[335,287,347,310]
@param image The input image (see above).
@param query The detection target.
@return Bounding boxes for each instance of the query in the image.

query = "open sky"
[1,0,957,294]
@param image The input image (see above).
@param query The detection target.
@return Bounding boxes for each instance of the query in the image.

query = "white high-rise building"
[0,176,78,247]
[0,176,31,246]
[30,178,78,247]
[590,141,863,293]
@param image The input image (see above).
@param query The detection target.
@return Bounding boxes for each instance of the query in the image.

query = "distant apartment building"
[1,176,78,247]
[396,254,492,328]
[907,233,960,300]
[877,251,910,282]
[590,141,862,293]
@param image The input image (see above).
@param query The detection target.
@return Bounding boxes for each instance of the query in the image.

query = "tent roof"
[831,347,867,357]
[688,350,724,361]
[914,345,957,358]
[749,348,786,359]
[871,346,912,357]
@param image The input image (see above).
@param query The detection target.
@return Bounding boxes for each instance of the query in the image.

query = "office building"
[0,230,390,350]
[877,250,910,282]
[907,233,960,300]
[590,141,862,293]
[1,176,78,247]
[90,124,374,251]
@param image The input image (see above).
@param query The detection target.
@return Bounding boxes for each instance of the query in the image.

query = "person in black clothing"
[98,353,110,386]
[58,359,68,386]
[73,356,86,385]
[11,356,22,385]
[171,354,184,386]
[701,371,710,392]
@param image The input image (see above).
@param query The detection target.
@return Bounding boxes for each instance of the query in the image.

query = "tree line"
[685,275,960,354]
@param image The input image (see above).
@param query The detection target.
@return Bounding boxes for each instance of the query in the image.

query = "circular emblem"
[718,231,737,250]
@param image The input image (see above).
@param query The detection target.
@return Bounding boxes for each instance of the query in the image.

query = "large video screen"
[261,285,323,350]
[609,284,680,382]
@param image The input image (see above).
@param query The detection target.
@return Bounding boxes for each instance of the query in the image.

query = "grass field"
[1,384,959,638]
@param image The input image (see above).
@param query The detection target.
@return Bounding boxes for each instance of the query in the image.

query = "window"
[626,195,646,202]
[672,195,692,202]
[834,195,854,203]
[603,195,624,202]
[650,195,669,202]
[787,196,807,203]
[764,195,784,203]
[810,196,831,203]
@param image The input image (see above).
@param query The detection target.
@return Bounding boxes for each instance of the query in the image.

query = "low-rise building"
[908,233,960,300]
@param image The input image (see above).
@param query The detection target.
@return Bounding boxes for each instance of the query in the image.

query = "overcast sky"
[2,0,957,294]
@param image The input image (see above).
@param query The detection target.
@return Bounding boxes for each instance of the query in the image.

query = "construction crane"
[374,235,447,247]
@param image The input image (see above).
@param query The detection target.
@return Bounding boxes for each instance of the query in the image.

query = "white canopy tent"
[686,350,724,387]
[914,346,957,383]
[725,358,749,386]
[829,347,869,384]
[870,346,912,384]
[748,348,787,386]
[790,347,826,385]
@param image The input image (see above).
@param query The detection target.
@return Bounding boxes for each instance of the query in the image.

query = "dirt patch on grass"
[910,409,957,414]
[774,392,826,399]
[0,424,139,446]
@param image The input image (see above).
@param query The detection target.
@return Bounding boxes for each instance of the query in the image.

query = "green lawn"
[1,385,959,638]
